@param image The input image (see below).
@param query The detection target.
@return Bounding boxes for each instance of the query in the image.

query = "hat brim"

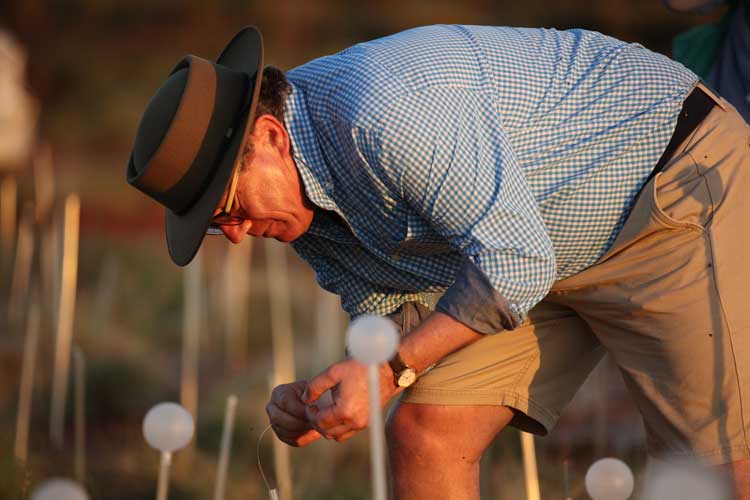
[164,26,264,266]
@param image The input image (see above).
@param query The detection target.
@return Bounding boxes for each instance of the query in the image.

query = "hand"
[303,359,399,442]
[266,380,322,447]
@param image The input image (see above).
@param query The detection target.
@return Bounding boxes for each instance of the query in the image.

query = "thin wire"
[257,424,275,492]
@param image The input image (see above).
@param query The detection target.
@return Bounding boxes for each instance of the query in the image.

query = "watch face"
[397,368,417,388]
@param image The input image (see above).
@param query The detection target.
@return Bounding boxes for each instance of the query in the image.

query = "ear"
[251,114,290,155]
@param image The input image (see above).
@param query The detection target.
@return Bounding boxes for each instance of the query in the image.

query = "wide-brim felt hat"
[126,27,263,266]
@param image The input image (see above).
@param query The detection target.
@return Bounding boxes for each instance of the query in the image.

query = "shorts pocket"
[651,168,712,231]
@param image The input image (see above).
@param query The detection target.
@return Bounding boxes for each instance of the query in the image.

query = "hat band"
[136,56,217,194]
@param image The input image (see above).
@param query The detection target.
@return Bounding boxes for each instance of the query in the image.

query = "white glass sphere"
[585,458,634,500]
[142,402,195,452]
[641,460,728,500]
[346,315,399,364]
[31,478,89,500]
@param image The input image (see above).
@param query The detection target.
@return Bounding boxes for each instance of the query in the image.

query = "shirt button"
[392,254,401,261]
[325,181,334,190]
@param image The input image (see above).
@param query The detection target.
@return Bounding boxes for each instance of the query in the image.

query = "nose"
[221,220,253,244]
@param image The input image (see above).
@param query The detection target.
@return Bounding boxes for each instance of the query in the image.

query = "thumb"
[303,366,341,404]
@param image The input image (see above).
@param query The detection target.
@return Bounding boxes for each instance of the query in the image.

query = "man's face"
[212,115,314,244]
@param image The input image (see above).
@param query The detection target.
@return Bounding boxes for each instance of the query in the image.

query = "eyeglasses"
[206,165,243,235]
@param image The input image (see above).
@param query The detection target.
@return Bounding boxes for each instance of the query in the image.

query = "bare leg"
[714,458,750,500]
[386,401,514,500]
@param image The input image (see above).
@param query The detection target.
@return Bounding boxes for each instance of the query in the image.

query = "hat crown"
[124,26,263,267]
[127,56,248,214]
[132,68,188,175]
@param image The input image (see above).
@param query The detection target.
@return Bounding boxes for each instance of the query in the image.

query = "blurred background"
[0,1,728,499]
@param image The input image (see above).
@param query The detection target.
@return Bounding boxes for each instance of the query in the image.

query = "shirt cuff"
[435,258,522,334]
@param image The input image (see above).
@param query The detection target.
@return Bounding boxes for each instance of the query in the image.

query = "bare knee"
[386,402,460,467]
[386,401,513,466]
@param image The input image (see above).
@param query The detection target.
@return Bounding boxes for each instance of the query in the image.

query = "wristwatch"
[388,352,417,388]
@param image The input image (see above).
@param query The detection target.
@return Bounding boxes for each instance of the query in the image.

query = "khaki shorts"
[400,88,750,465]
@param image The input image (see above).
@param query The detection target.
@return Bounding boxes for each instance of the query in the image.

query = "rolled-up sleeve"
[371,89,557,333]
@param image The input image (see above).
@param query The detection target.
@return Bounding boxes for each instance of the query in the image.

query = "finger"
[333,430,359,442]
[310,388,335,409]
[305,403,348,436]
[313,404,369,437]
[308,404,368,431]
[267,402,312,432]
[294,429,323,447]
[308,405,345,432]
[303,366,342,404]
[319,422,354,440]
[272,426,322,447]
[272,386,309,418]
[290,380,310,397]
[304,402,319,423]
[267,397,309,427]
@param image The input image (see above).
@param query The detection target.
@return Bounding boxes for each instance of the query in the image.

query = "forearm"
[398,310,484,376]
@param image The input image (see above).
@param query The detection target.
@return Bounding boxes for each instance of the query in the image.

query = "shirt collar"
[283,80,337,212]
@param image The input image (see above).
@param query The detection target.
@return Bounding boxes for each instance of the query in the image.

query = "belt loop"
[402,303,412,336]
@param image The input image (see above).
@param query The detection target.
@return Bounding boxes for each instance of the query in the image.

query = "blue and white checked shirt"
[285,25,697,331]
